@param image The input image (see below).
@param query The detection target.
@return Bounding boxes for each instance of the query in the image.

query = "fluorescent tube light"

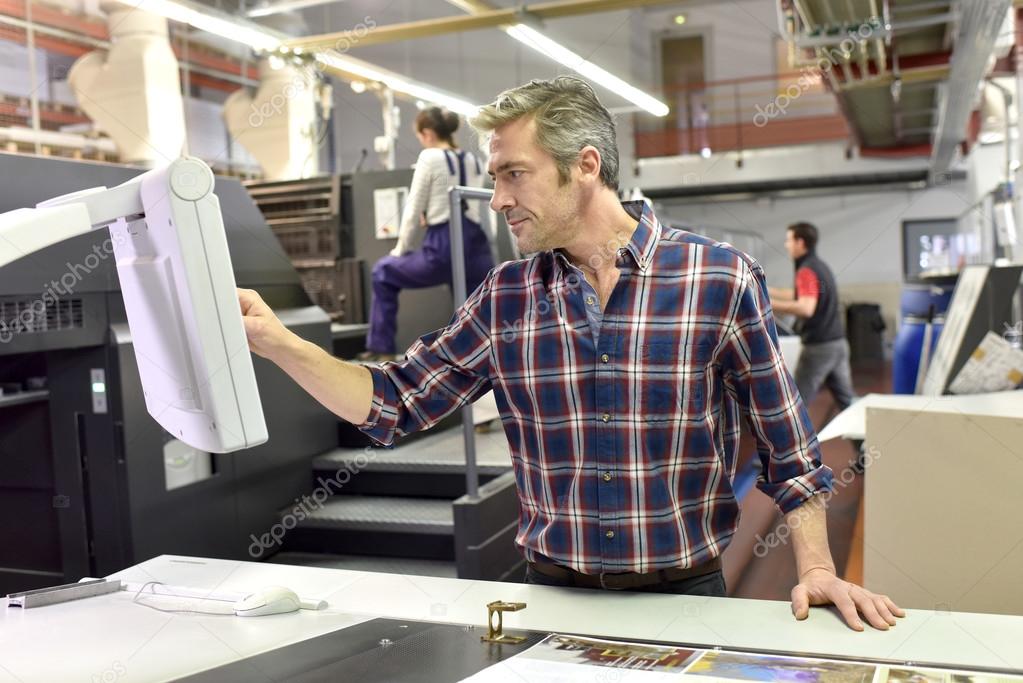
[315,52,478,117]
[505,23,669,117]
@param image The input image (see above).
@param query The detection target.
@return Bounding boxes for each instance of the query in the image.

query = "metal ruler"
[7,578,122,608]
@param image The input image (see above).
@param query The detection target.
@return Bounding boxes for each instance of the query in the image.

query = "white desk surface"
[1,555,1021,682]
[817,390,1023,442]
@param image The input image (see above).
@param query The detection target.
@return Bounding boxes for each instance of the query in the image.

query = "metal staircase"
[274,395,522,581]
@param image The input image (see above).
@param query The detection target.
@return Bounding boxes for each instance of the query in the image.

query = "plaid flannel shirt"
[360,202,832,574]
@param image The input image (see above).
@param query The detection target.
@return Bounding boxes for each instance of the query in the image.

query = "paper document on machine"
[949,331,1023,395]
[460,633,700,682]
[459,635,1023,682]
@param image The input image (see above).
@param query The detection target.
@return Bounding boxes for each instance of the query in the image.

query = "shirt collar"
[622,200,659,272]
[552,200,660,275]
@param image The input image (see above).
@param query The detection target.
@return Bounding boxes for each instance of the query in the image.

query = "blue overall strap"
[455,150,467,187]
[445,149,472,216]
[442,149,472,186]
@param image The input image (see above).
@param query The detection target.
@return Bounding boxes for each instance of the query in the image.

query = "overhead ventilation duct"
[67,2,186,166]
[223,58,325,180]
[930,0,1012,175]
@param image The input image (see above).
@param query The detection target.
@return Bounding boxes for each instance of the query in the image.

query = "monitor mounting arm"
[0,174,148,269]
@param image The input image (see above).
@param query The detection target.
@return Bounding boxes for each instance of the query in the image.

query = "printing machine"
[0,152,337,595]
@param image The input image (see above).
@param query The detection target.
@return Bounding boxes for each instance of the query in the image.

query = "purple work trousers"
[366,218,494,354]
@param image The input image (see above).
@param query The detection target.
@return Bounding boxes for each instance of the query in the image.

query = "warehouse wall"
[323,1,637,174]
[632,0,778,86]
[656,182,976,343]
[0,0,783,182]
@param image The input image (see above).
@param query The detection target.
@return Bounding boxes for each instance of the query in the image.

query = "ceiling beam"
[284,0,678,51]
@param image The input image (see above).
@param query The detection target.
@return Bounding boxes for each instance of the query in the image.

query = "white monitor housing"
[0,157,268,453]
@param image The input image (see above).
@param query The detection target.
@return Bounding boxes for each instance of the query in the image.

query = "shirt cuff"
[759,463,834,515]
[357,365,398,445]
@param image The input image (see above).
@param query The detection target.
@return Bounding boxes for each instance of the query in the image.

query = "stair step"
[294,496,454,535]
[315,426,512,476]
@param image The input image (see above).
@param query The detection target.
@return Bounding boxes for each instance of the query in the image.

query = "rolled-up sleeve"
[358,271,495,446]
[720,259,833,513]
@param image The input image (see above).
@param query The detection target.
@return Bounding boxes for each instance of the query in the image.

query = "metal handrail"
[448,184,497,499]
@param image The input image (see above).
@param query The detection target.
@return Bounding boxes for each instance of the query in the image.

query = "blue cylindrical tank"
[900,284,955,318]
[892,315,945,394]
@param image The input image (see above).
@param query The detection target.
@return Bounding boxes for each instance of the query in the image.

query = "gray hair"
[469,76,619,190]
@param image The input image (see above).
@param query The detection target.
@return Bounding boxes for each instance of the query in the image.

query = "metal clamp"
[481,600,527,644]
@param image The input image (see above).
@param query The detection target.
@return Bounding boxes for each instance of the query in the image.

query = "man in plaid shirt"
[239,77,902,631]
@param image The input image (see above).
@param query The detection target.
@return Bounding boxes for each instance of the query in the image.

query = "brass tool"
[480,600,527,644]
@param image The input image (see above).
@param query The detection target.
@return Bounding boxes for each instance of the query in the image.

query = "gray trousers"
[794,338,857,412]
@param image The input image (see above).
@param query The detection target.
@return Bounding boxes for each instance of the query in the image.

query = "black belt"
[528,556,722,590]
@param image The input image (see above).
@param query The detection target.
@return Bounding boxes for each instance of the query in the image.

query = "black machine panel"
[178,618,545,683]
[0,152,337,594]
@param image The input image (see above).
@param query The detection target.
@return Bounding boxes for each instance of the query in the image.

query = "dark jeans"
[523,565,727,597]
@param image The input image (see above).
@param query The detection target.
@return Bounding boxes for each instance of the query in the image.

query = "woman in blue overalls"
[363,107,494,359]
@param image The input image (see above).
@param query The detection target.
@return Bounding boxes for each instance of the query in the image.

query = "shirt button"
[586,296,596,306]
[600,353,609,363]
[602,472,613,482]
[601,413,610,423]
[605,530,615,539]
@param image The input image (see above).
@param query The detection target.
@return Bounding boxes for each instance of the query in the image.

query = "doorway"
[661,35,706,154]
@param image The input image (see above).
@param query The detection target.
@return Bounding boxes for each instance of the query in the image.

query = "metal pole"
[448,185,495,499]
[379,88,397,170]
[26,0,41,155]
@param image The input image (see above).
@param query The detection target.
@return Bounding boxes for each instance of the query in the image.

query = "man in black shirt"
[769,222,857,415]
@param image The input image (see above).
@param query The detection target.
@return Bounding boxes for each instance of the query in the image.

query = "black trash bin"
[846,303,886,365]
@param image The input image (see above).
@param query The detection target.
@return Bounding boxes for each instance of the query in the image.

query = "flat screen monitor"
[902,218,982,281]
[0,157,267,453]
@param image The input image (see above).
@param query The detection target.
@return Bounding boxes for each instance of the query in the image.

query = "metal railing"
[634,70,849,159]
[448,184,497,499]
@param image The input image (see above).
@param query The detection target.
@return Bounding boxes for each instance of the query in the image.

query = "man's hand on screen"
[237,288,294,360]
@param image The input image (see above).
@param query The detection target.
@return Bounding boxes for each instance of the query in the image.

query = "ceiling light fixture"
[246,0,351,19]
[504,24,669,117]
[439,0,667,117]
[316,52,478,116]
[112,0,282,51]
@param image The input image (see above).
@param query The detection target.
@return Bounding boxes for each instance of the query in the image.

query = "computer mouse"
[233,586,301,617]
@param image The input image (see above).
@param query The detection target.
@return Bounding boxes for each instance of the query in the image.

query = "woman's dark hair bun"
[417,106,460,142]
[441,109,460,136]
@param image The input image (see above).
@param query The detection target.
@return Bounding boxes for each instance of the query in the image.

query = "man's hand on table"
[792,567,905,631]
